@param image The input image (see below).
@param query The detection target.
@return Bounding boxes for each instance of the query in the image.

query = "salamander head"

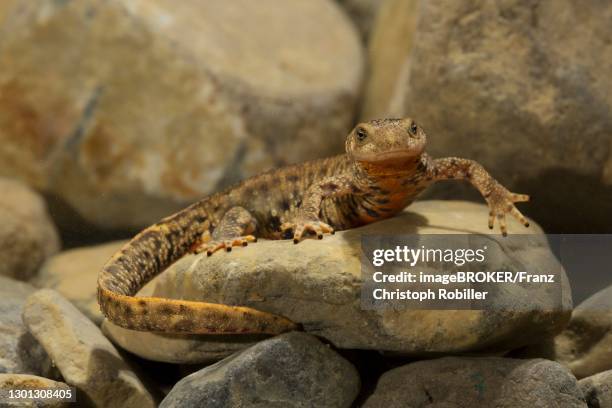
[346,118,427,163]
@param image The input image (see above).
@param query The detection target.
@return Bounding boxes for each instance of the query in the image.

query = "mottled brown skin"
[98,118,530,335]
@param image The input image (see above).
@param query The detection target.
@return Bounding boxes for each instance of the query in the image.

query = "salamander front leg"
[430,157,530,236]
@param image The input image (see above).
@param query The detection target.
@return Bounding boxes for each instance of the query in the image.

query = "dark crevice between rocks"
[583,386,602,408]
[91,347,165,405]
[15,331,62,381]
[330,347,416,407]
[420,167,612,233]
[43,193,137,249]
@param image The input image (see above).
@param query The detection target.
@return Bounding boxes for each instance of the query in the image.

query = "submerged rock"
[22,289,156,408]
[160,332,360,408]
[104,200,570,363]
[362,357,586,407]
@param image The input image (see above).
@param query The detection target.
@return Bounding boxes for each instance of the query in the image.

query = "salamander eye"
[409,122,418,135]
[356,127,368,141]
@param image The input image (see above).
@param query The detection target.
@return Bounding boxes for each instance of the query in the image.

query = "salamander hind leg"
[191,207,258,256]
[279,175,355,244]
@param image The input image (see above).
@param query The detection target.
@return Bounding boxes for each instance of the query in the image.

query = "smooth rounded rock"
[160,332,360,408]
[104,200,571,363]
[0,178,60,281]
[33,240,126,325]
[102,321,261,365]
[0,0,363,230]
[362,357,586,407]
[554,285,612,378]
[22,289,156,408]
[0,276,56,378]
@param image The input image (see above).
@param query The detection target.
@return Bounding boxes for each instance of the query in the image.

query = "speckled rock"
[22,289,156,408]
[33,240,126,324]
[0,374,71,408]
[104,200,570,363]
[0,277,56,378]
[363,357,586,407]
[0,178,60,281]
[579,370,612,408]
[554,285,612,379]
[0,0,363,230]
[160,332,360,408]
[363,0,612,233]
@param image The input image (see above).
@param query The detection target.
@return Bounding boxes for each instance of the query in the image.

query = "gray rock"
[104,200,570,363]
[363,357,586,407]
[0,277,56,378]
[554,285,612,379]
[580,370,612,408]
[0,0,363,231]
[0,178,60,281]
[21,289,156,408]
[160,332,360,408]
[0,374,72,408]
[33,241,127,325]
[363,0,612,233]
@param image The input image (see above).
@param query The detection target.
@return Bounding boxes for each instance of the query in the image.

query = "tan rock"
[361,0,418,120]
[0,178,60,281]
[579,370,612,408]
[22,289,156,408]
[0,0,363,230]
[0,374,71,408]
[554,285,612,379]
[33,240,126,324]
[102,322,260,365]
[102,262,261,363]
[105,200,570,363]
[363,0,612,233]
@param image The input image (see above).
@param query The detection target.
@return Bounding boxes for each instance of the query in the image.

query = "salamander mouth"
[352,148,421,162]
